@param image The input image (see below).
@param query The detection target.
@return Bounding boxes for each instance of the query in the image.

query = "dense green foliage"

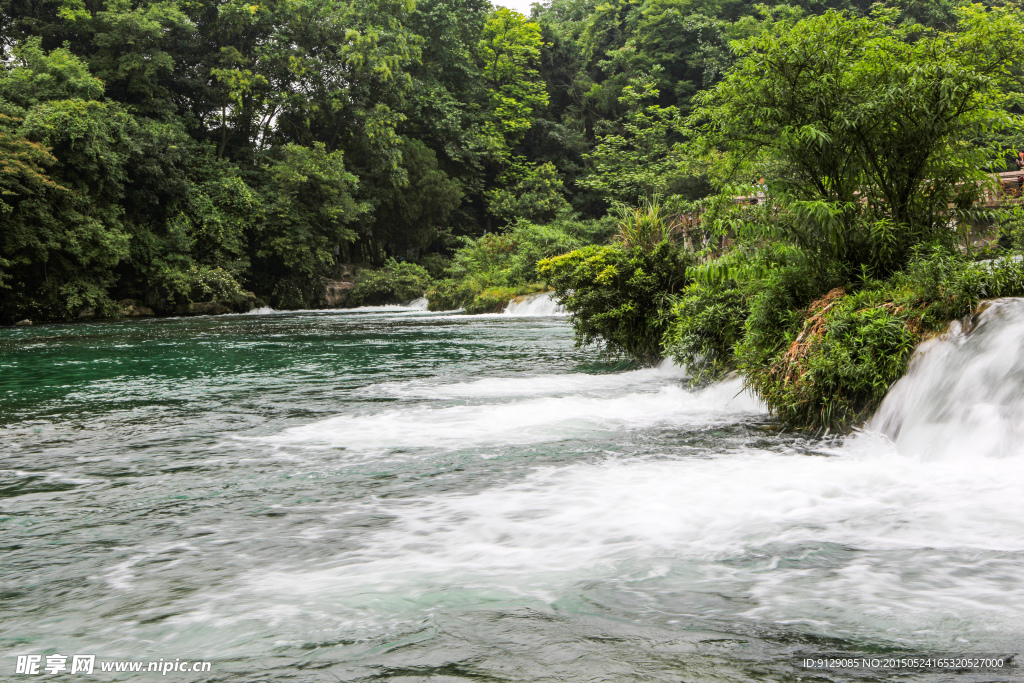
[534,4,1024,431]
[5,0,977,322]
[662,279,749,383]
[427,216,612,312]
[1,0,565,319]
[347,260,431,306]
[661,246,1024,431]
[692,5,1021,283]
[540,241,692,364]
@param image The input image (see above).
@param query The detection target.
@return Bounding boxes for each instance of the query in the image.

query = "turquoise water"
[1,307,1021,681]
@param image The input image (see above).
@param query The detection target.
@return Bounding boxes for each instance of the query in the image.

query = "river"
[1,301,1021,681]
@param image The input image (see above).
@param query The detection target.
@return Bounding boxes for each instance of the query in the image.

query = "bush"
[539,242,692,365]
[663,280,750,384]
[888,246,1024,329]
[614,198,681,253]
[426,217,610,312]
[727,247,1024,432]
[347,259,430,306]
[150,263,249,310]
[425,278,475,311]
[415,253,451,280]
[740,287,915,431]
[463,286,515,313]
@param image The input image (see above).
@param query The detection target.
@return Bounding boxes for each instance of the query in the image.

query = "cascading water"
[405,296,429,310]
[1,303,1021,682]
[871,297,1024,459]
[503,291,566,316]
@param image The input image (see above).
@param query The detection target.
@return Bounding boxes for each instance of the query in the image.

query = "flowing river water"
[1,297,1022,681]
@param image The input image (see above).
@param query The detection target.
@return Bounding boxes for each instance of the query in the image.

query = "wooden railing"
[734,171,1024,208]
[982,171,1024,207]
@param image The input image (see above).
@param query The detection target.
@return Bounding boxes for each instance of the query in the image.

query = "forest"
[0,0,973,316]
[5,0,1024,429]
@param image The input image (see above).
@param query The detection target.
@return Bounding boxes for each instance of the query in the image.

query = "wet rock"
[183,301,232,316]
[231,293,265,313]
[117,299,155,317]
[174,292,265,316]
[14,319,32,326]
[325,279,353,307]
[77,307,96,319]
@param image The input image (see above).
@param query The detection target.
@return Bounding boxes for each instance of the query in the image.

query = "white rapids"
[503,292,566,316]
[40,301,1023,675]
[217,306,1024,657]
[871,297,1024,459]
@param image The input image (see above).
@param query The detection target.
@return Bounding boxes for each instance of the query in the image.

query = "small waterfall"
[503,292,566,316]
[406,297,429,310]
[870,298,1024,459]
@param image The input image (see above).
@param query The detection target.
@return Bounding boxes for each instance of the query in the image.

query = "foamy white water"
[872,297,1024,459]
[503,291,566,316]
[261,377,760,455]
[361,358,690,399]
[7,304,1024,681]
[406,296,429,310]
[182,430,1024,654]
[242,301,434,315]
[229,303,1024,657]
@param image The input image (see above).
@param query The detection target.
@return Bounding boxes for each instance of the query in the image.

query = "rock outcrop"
[175,292,265,316]
[324,280,354,307]
[118,300,156,317]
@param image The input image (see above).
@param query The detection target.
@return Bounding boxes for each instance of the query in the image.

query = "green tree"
[0,112,68,300]
[368,137,464,256]
[254,143,367,307]
[90,0,195,119]
[693,6,1023,279]
[0,38,104,107]
[478,8,549,159]
[579,71,690,204]
[488,160,571,223]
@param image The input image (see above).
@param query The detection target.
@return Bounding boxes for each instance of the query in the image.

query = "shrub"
[728,247,1024,432]
[740,287,916,431]
[425,278,475,311]
[415,253,451,280]
[152,263,249,309]
[539,242,692,365]
[614,198,681,253]
[663,280,750,384]
[426,217,609,312]
[347,259,430,306]
[888,246,1024,329]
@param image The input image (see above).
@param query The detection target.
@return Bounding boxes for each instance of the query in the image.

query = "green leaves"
[478,8,548,159]
[488,160,571,224]
[693,7,1024,279]
[348,259,431,306]
[254,143,367,307]
[539,241,692,364]
[0,38,104,107]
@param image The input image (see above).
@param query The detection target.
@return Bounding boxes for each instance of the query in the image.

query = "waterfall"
[502,292,566,316]
[406,297,429,310]
[870,298,1024,459]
